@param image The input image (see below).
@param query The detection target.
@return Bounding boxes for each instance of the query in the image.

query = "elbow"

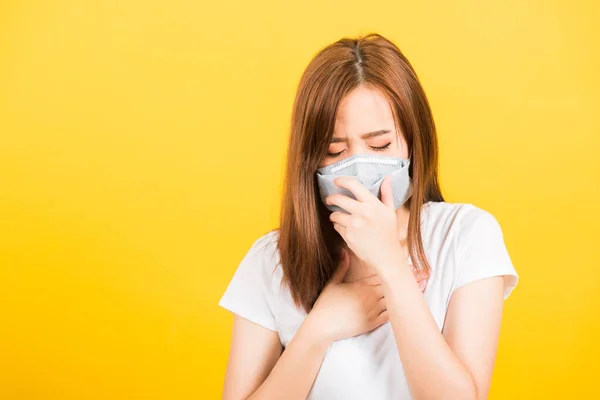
[442,374,478,400]
[458,374,479,400]
[414,375,478,400]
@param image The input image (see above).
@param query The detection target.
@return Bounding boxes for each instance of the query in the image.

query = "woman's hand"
[306,248,389,345]
[325,175,408,275]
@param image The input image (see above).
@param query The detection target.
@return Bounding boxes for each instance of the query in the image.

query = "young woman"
[218,33,519,400]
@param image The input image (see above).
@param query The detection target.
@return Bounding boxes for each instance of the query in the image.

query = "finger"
[329,211,352,228]
[328,248,350,285]
[333,222,346,238]
[355,274,381,286]
[366,291,385,312]
[325,193,362,215]
[370,285,385,299]
[371,310,389,329]
[363,281,385,300]
[333,176,377,203]
[379,175,395,209]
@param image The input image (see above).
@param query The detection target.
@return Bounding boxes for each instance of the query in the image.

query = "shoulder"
[422,200,494,220]
[422,201,504,239]
[421,201,511,267]
[218,229,284,331]
[424,202,518,300]
[245,229,281,262]
[240,229,283,282]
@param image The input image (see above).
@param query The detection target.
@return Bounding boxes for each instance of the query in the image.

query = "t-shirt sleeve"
[451,207,519,300]
[218,232,279,331]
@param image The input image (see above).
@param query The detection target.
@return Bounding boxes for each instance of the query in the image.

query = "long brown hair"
[276,33,444,313]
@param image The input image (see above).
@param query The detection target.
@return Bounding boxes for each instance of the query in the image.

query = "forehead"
[334,85,395,136]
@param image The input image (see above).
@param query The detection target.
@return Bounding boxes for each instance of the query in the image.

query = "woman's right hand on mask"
[305,248,389,346]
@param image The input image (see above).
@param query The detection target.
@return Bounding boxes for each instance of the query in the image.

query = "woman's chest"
[272,242,459,398]
[274,296,443,399]
[307,322,412,399]
[275,243,456,348]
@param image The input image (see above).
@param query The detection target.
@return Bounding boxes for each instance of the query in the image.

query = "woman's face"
[318,84,408,168]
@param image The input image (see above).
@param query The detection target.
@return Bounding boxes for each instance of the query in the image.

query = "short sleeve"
[218,231,280,331]
[452,207,519,300]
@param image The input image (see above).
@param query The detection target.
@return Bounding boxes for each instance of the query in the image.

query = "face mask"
[315,153,413,214]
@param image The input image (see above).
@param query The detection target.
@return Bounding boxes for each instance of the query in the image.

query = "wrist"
[301,312,334,350]
[377,247,411,277]
[378,257,413,285]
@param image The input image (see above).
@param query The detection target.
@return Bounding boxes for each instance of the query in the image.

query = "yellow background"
[1,0,598,399]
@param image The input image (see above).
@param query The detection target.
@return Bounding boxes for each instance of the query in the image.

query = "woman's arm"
[222,314,330,400]
[379,266,505,400]
[324,175,513,399]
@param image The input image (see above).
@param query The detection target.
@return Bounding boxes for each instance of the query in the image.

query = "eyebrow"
[331,129,391,143]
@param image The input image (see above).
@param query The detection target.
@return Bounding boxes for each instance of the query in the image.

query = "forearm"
[248,317,329,400]
[379,267,477,400]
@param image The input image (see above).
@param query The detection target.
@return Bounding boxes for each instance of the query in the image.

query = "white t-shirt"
[218,201,519,400]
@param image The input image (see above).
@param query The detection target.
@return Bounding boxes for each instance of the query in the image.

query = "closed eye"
[326,143,391,158]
